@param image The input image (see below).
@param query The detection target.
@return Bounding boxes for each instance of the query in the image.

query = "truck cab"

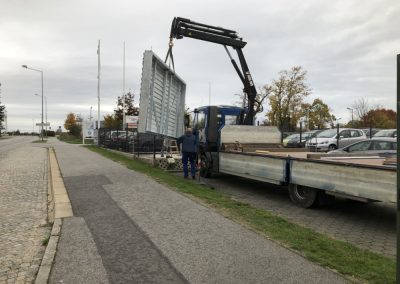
[187,105,245,176]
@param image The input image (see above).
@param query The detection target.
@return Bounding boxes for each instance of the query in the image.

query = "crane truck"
[168,17,396,208]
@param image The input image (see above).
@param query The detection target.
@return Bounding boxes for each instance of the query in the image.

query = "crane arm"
[169,17,257,125]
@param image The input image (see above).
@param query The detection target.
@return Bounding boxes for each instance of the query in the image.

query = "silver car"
[306,128,367,151]
[328,138,396,156]
[372,129,397,139]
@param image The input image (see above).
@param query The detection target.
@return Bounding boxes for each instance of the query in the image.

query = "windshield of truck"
[373,129,396,137]
[316,129,337,138]
[193,111,206,130]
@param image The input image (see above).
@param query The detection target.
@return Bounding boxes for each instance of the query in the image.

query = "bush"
[69,124,82,138]
[59,132,71,140]
[46,130,56,137]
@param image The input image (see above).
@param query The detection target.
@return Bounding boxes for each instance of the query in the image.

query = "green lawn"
[32,139,47,143]
[57,134,82,144]
[86,145,395,284]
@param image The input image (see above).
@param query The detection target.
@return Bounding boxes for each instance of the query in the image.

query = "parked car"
[283,131,318,148]
[306,128,367,151]
[328,138,396,156]
[361,128,381,138]
[127,132,164,152]
[282,133,300,147]
[372,129,397,139]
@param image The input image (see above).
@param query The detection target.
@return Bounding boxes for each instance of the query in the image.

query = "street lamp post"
[22,65,44,141]
[346,107,354,127]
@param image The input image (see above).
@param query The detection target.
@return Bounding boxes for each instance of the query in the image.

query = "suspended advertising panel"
[138,50,186,138]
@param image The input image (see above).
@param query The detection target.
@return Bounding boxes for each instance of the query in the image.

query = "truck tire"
[200,153,212,178]
[288,184,319,208]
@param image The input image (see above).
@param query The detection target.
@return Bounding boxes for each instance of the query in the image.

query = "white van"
[306,128,367,151]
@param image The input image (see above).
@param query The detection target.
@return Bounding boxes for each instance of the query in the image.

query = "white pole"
[41,72,44,141]
[209,82,211,105]
[123,41,126,130]
[45,96,47,137]
[97,40,101,145]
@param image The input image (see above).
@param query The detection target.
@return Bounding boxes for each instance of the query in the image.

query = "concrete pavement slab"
[49,217,110,284]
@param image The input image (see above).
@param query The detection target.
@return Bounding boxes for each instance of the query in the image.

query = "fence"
[98,128,168,155]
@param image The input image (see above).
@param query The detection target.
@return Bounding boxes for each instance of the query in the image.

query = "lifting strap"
[164,39,175,72]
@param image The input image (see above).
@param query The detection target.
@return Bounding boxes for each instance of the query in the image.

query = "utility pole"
[97,40,101,144]
[122,41,126,130]
[45,96,47,137]
[209,82,211,105]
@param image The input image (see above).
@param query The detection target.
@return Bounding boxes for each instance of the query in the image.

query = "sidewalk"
[0,139,50,283]
[48,139,347,284]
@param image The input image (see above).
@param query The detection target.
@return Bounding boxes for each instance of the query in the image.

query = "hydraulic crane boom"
[168,17,258,125]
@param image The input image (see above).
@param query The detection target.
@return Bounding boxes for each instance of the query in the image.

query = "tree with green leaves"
[114,91,140,122]
[0,104,5,137]
[64,112,82,138]
[0,83,5,137]
[363,108,396,129]
[103,114,121,129]
[307,98,332,130]
[265,66,311,131]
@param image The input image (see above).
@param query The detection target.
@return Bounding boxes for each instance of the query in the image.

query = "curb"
[35,148,73,284]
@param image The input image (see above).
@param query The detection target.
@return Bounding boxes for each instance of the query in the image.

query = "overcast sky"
[1,0,399,132]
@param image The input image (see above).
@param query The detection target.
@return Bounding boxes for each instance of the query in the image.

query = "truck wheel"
[288,184,319,208]
[200,154,212,178]
[328,144,337,151]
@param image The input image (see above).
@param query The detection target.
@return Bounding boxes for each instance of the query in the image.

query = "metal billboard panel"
[138,50,186,138]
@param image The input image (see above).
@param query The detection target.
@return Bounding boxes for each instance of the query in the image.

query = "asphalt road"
[200,173,396,259]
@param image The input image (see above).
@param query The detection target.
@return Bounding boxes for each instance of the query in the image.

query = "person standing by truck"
[177,128,197,179]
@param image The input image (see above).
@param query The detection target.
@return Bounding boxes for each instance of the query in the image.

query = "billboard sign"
[126,115,139,129]
[138,50,186,138]
[83,120,96,138]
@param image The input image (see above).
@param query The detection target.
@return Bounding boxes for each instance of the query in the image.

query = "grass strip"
[57,135,82,144]
[86,145,395,284]
[32,139,47,143]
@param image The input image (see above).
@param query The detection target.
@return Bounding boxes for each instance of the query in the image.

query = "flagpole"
[123,41,126,130]
[97,40,101,145]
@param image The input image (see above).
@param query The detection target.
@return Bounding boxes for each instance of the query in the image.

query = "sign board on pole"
[83,121,96,138]
[36,123,50,126]
[126,115,138,129]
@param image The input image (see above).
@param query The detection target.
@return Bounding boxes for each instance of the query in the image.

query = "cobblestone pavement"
[0,137,50,284]
[202,174,396,259]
